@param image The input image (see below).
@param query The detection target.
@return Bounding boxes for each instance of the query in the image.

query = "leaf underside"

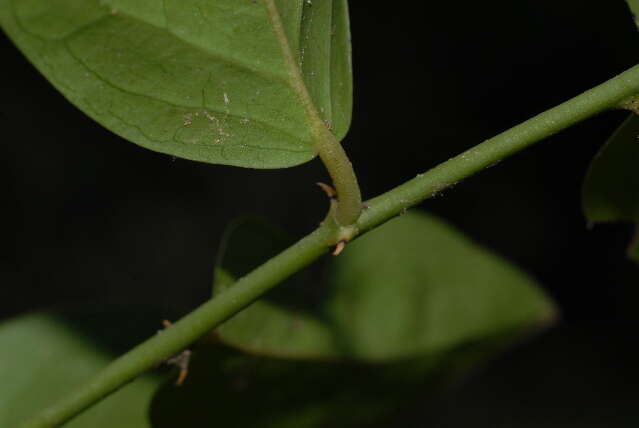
[582,114,639,262]
[0,0,352,168]
[214,212,555,361]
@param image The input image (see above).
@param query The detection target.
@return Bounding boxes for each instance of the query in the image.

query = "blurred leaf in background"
[0,309,166,427]
[626,0,639,27]
[583,114,639,263]
[150,212,556,427]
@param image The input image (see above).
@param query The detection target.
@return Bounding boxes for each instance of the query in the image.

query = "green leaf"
[213,217,339,358]
[582,114,639,262]
[582,115,639,223]
[214,212,555,361]
[0,310,164,427]
[626,0,639,28]
[0,0,352,168]
[152,212,555,427]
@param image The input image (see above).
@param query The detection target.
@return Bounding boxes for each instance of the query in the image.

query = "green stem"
[21,224,338,428]
[359,64,639,233]
[21,63,639,428]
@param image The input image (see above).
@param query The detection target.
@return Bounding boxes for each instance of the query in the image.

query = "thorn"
[176,368,189,386]
[164,349,192,386]
[317,182,337,200]
[332,240,346,256]
[159,320,192,386]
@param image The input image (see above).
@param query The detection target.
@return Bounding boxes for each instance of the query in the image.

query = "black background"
[2,1,639,426]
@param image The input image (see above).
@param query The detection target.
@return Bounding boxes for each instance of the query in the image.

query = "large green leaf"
[151,212,555,427]
[214,212,556,361]
[582,114,639,262]
[0,0,352,168]
[0,311,164,427]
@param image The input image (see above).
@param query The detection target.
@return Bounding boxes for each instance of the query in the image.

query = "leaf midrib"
[262,0,332,149]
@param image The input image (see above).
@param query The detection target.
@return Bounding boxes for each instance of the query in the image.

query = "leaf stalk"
[263,0,363,226]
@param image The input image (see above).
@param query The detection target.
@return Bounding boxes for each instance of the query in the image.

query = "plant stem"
[263,0,362,226]
[358,64,639,233]
[21,224,338,428]
[21,63,639,428]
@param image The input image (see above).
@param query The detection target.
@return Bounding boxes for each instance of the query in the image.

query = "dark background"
[2,0,639,426]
